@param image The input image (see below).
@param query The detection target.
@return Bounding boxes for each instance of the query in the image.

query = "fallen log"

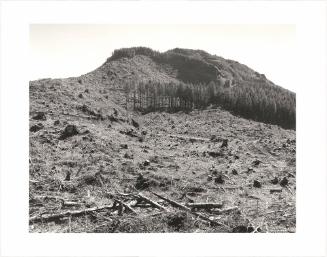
[265,210,284,215]
[151,192,230,229]
[269,188,283,194]
[133,203,153,208]
[116,192,134,197]
[186,202,223,209]
[137,193,168,211]
[215,206,239,214]
[163,134,209,142]
[151,192,189,211]
[63,201,81,207]
[29,204,113,223]
[247,195,262,201]
[30,195,65,202]
[30,195,81,207]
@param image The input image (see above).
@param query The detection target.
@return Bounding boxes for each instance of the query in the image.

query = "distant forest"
[111,47,296,129]
[124,80,295,129]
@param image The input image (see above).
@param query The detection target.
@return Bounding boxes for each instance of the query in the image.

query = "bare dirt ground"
[29,77,295,233]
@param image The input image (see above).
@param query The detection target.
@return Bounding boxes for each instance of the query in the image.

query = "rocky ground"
[29,77,296,233]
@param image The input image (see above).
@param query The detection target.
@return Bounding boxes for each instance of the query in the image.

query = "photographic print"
[29,24,296,233]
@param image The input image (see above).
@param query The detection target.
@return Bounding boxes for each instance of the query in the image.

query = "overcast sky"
[30,24,296,92]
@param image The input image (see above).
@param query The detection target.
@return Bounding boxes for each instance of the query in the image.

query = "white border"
[1,1,327,257]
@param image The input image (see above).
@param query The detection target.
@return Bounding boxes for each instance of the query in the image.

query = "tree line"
[109,47,295,129]
[124,80,296,129]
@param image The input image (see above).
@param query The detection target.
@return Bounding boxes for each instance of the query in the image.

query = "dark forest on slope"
[110,47,296,129]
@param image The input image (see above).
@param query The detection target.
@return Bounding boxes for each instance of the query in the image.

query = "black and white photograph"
[29,24,296,233]
[1,1,327,256]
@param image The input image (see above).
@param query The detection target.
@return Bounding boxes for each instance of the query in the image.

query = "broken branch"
[185,202,223,209]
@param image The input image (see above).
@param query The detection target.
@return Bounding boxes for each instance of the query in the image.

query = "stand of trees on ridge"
[124,80,296,130]
[109,47,219,83]
[109,47,295,129]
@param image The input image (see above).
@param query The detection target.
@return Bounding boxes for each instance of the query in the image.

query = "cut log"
[133,203,153,208]
[29,204,113,223]
[215,206,239,214]
[186,202,223,209]
[151,192,230,229]
[63,201,81,207]
[269,188,283,194]
[137,193,168,211]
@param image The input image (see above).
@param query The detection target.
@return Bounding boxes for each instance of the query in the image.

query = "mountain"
[29,47,296,233]
[80,47,295,129]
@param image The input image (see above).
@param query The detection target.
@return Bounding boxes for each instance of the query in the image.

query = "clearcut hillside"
[29,47,296,233]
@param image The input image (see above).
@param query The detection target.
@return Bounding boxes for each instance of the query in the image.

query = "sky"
[30,24,296,92]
